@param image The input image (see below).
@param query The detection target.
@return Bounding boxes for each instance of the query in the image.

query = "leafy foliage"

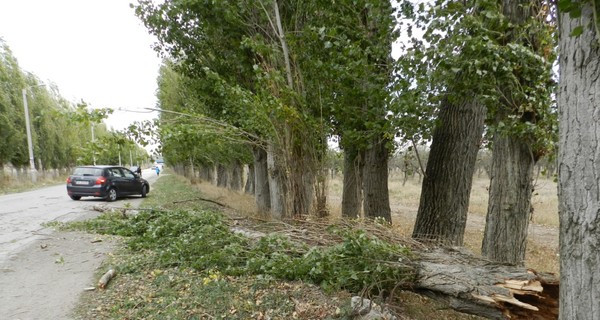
[393,0,557,155]
[0,40,147,169]
[67,195,413,296]
[70,208,413,294]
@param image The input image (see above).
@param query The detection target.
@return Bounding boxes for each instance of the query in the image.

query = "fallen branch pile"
[229,216,559,319]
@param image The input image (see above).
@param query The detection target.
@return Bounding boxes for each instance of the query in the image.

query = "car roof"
[75,165,125,169]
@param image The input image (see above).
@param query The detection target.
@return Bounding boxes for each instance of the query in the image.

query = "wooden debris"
[219,217,559,319]
[173,197,229,208]
[413,247,559,319]
[98,269,116,289]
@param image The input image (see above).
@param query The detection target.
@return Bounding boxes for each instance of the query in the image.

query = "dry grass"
[467,175,559,227]
[0,174,67,195]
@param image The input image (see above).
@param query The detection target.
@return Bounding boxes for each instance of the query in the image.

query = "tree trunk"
[267,143,287,219]
[272,0,293,90]
[362,135,391,222]
[253,146,270,214]
[200,164,216,184]
[230,160,243,191]
[341,147,363,219]
[245,163,255,195]
[290,144,315,218]
[412,98,486,245]
[482,133,534,265]
[557,3,600,318]
[189,157,196,182]
[415,247,558,319]
[481,0,541,266]
[217,163,229,188]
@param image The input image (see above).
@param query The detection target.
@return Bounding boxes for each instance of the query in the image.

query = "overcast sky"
[0,0,162,130]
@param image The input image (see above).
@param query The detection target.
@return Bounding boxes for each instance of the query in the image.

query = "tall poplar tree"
[557,0,600,317]
[481,0,556,265]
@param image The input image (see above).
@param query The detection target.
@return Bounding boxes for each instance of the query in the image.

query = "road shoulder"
[0,230,117,320]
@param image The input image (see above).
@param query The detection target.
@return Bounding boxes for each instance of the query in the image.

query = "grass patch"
[76,265,348,319]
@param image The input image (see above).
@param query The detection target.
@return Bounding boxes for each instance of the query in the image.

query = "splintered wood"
[414,248,559,319]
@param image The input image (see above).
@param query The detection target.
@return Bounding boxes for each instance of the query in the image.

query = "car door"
[107,167,128,194]
[120,168,139,194]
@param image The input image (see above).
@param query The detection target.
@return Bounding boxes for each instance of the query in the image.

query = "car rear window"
[73,167,104,176]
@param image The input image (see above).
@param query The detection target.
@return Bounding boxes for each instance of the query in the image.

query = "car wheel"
[106,188,118,202]
[141,184,148,198]
[70,195,81,200]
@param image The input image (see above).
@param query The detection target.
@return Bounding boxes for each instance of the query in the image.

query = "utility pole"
[22,84,45,183]
[91,124,96,165]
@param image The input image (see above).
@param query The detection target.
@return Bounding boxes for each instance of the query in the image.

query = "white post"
[22,88,37,183]
[91,124,96,165]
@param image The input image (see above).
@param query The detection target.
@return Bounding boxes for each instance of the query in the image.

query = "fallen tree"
[242,219,559,319]
[413,247,558,319]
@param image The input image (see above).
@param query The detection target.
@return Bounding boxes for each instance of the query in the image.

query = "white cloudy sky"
[0,0,162,130]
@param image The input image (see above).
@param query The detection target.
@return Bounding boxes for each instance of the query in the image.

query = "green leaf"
[557,0,574,11]
[569,7,582,18]
[570,26,584,37]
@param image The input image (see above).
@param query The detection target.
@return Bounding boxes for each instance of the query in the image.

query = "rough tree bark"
[414,247,558,319]
[217,163,229,188]
[412,98,486,245]
[362,135,391,222]
[482,133,534,265]
[481,0,543,266]
[267,143,287,219]
[200,165,215,184]
[341,146,363,219]
[231,224,560,319]
[289,143,315,218]
[245,163,255,195]
[230,159,243,191]
[253,146,270,214]
[557,3,600,318]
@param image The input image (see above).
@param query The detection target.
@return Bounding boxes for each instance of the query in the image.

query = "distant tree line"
[0,40,148,173]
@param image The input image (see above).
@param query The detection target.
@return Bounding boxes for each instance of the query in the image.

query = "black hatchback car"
[66,165,150,201]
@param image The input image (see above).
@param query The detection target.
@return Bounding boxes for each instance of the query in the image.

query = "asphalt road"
[0,168,158,265]
[0,168,158,319]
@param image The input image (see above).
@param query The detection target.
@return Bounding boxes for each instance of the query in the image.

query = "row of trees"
[0,40,149,172]
[132,0,599,316]
[134,0,553,260]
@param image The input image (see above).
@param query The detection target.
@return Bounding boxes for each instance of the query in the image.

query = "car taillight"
[95,177,107,185]
[66,177,71,184]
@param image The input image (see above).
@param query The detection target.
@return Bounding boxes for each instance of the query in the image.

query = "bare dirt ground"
[0,231,116,320]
